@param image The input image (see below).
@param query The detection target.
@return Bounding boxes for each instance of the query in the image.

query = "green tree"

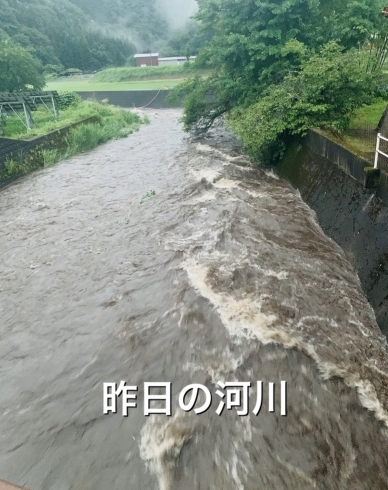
[126,55,137,67]
[161,20,212,57]
[176,0,381,134]
[0,0,137,71]
[229,42,378,163]
[316,0,384,49]
[0,40,45,92]
[43,63,64,75]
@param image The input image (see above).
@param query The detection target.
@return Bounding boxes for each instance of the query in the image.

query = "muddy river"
[1,110,388,489]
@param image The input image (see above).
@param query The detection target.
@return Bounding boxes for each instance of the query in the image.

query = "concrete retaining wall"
[278,136,388,336]
[76,90,181,109]
[0,116,99,189]
[305,130,372,186]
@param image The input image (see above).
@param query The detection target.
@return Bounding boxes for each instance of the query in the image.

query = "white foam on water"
[182,347,248,384]
[196,143,251,167]
[274,455,318,487]
[262,269,289,280]
[139,412,193,490]
[182,260,294,347]
[196,143,214,153]
[193,191,217,203]
[240,188,268,198]
[214,178,239,189]
[215,416,254,489]
[182,259,388,428]
[189,168,220,183]
[264,169,280,180]
[296,350,388,428]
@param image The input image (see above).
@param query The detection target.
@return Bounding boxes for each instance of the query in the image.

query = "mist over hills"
[156,0,197,29]
[69,0,172,50]
[70,0,198,47]
[0,0,198,71]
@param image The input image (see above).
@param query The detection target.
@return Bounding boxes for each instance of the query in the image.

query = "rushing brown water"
[1,110,388,490]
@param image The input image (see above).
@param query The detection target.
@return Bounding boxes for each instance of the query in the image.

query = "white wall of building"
[158,56,196,66]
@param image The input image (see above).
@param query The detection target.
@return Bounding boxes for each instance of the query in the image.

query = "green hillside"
[69,0,169,49]
[0,0,171,71]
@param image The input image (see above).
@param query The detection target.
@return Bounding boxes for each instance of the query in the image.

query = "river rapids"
[1,110,388,489]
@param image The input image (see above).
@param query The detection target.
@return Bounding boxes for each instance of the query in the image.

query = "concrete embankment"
[76,90,180,109]
[0,116,99,189]
[278,130,388,336]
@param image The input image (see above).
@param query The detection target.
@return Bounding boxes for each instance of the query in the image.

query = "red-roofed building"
[134,53,159,67]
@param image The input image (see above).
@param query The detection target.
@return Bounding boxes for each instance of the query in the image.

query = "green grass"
[45,78,185,92]
[315,100,388,161]
[2,98,145,139]
[322,100,388,159]
[340,135,375,156]
[348,99,387,129]
[45,66,211,92]
[91,65,206,82]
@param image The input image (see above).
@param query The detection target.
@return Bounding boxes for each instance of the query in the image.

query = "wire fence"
[342,123,388,171]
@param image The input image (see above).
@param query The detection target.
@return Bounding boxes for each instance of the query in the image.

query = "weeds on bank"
[1,98,148,180]
[4,157,32,176]
[2,97,147,140]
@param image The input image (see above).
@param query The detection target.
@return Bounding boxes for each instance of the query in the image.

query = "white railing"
[374,133,388,169]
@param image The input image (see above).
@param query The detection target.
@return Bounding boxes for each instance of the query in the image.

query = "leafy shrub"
[43,64,64,75]
[57,92,81,110]
[41,149,60,167]
[229,43,379,165]
[60,68,83,76]
[62,103,144,154]
[126,56,136,67]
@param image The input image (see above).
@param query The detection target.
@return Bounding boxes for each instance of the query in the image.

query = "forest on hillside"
[0,0,193,71]
[69,0,170,50]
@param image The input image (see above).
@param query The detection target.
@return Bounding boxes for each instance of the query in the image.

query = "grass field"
[348,99,387,129]
[91,65,208,82]
[330,100,388,159]
[2,99,144,139]
[45,66,211,92]
[45,77,184,92]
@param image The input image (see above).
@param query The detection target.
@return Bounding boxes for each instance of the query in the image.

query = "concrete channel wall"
[76,90,181,109]
[278,131,388,336]
[0,116,99,189]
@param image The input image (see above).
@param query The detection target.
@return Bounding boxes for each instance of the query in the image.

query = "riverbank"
[2,98,143,140]
[0,99,146,188]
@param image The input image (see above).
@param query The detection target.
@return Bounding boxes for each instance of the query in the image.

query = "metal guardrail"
[374,132,388,168]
